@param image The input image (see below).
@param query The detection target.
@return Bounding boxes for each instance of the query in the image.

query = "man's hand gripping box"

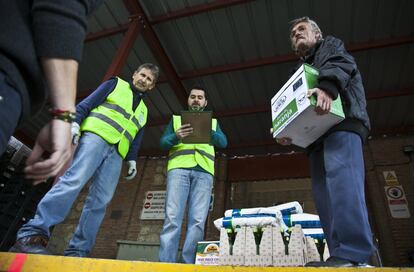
[271,64,345,148]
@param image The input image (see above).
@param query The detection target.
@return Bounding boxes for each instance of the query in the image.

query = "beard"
[295,42,310,56]
[190,104,204,111]
[294,38,317,58]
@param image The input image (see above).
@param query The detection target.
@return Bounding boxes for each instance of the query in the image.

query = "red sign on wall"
[384,185,410,218]
[140,191,166,220]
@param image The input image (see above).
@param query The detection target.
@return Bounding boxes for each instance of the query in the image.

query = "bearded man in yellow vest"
[10,63,159,257]
[159,87,227,264]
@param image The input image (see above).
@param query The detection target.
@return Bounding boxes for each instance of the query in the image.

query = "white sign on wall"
[384,185,411,218]
[140,190,166,220]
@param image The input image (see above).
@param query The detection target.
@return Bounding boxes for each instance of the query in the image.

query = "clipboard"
[181,111,212,144]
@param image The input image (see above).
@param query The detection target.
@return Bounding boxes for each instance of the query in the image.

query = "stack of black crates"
[0,137,52,250]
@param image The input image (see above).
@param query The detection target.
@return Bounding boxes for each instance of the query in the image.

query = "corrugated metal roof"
[17,0,414,157]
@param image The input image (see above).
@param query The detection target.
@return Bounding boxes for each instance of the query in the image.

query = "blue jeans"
[0,70,22,155]
[159,168,213,264]
[309,131,375,263]
[17,132,123,257]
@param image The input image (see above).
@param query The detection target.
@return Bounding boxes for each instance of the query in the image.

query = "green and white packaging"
[271,64,345,148]
[195,241,220,265]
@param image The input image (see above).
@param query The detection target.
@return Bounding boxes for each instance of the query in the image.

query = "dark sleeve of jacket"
[313,36,359,100]
[0,0,103,124]
[125,127,145,161]
[75,78,117,125]
[32,0,103,61]
[159,119,179,151]
[159,118,228,150]
[309,35,371,142]
[211,122,227,148]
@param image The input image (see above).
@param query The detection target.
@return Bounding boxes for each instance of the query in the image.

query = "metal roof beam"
[365,87,414,100]
[122,0,188,107]
[214,86,414,118]
[138,125,414,157]
[84,27,413,86]
[102,19,142,81]
[147,105,270,127]
[147,87,414,127]
[224,125,414,152]
[84,1,254,43]
[370,125,414,135]
[85,23,129,43]
[149,0,254,25]
[179,35,414,79]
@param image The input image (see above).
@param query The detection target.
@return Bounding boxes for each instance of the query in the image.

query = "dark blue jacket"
[295,36,370,143]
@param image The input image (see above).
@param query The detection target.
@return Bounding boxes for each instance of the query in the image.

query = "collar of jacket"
[301,38,324,63]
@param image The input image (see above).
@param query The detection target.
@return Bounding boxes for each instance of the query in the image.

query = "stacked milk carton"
[281,213,330,264]
[214,201,329,266]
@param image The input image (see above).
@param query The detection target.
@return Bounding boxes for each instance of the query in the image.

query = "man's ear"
[315,32,322,41]
[148,82,156,91]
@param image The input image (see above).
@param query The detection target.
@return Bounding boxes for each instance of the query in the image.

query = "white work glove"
[71,122,80,145]
[125,160,137,180]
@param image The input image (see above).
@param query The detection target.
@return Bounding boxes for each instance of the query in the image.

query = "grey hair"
[135,63,160,82]
[289,16,323,40]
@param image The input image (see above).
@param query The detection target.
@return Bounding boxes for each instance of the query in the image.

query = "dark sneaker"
[305,256,360,267]
[9,236,51,255]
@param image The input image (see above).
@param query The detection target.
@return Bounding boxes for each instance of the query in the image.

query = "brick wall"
[47,158,149,257]
[204,156,228,241]
[364,135,414,266]
[122,158,166,244]
[229,178,314,213]
[90,158,150,258]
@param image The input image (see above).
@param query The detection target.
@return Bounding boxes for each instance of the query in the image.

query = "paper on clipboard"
[181,111,212,144]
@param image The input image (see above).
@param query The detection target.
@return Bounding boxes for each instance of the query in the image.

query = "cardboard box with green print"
[271,64,345,148]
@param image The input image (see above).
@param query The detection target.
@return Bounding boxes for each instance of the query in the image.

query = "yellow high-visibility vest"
[167,115,217,175]
[81,77,148,158]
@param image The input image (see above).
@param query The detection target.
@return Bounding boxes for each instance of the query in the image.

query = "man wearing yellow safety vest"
[10,63,159,257]
[159,87,227,264]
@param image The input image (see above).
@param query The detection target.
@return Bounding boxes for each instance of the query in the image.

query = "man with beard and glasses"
[159,87,227,264]
[10,63,159,257]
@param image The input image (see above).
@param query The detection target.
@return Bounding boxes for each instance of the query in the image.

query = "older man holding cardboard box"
[273,17,375,267]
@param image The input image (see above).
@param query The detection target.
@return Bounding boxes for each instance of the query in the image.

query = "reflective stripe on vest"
[88,112,134,143]
[168,149,215,162]
[167,115,217,175]
[80,77,148,158]
[100,102,142,129]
